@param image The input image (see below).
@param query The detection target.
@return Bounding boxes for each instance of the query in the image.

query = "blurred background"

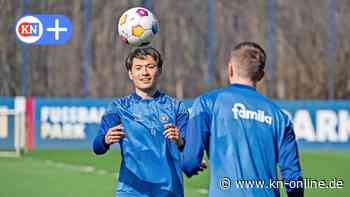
[1,0,349,99]
[0,0,349,197]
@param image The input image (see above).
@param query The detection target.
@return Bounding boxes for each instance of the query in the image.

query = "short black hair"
[125,47,163,71]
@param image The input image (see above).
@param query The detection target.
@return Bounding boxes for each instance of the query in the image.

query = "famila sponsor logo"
[232,103,272,125]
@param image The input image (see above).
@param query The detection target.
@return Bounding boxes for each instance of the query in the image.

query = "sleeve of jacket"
[175,100,190,151]
[181,96,210,177]
[278,111,304,197]
[93,101,121,155]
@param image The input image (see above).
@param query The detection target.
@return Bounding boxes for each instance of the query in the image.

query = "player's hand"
[194,160,208,175]
[199,160,208,171]
[104,124,126,145]
[163,124,184,149]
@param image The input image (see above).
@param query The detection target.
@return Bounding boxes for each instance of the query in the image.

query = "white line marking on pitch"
[27,157,118,176]
[196,188,208,194]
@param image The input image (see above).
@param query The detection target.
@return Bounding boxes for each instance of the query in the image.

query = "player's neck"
[135,88,158,99]
[229,78,255,87]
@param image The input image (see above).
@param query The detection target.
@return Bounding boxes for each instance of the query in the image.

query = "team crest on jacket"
[159,114,169,123]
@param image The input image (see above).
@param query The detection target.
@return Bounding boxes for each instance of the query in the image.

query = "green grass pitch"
[0,150,348,196]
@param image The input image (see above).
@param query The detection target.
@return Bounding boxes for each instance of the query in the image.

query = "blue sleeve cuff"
[93,134,110,155]
[181,156,202,177]
[285,177,304,197]
[286,189,304,197]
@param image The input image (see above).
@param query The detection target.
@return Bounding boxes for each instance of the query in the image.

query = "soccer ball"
[118,7,159,47]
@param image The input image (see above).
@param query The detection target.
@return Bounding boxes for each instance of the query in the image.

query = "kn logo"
[15,15,43,44]
[15,15,73,45]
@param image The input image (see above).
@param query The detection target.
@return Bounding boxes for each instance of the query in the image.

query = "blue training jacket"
[182,84,303,197]
[93,91,188,197]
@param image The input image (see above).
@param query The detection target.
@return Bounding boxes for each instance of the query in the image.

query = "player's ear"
[228,63,235,79]
[128,69,133,80]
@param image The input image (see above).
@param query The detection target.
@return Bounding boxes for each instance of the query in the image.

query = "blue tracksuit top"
[93,91,188,197]
[182,84,303,197]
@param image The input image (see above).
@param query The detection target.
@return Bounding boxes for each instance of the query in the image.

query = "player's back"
[204,84,286,196]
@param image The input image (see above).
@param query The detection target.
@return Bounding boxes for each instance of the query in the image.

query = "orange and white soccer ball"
[118,7,159,47]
